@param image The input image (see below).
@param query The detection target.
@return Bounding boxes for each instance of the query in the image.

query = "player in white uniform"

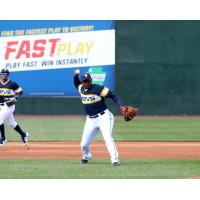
[74,69,124,166]
[0,68,29,146]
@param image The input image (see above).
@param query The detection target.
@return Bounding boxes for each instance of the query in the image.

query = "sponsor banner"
[0,30,115,71]
[0,20,115,97]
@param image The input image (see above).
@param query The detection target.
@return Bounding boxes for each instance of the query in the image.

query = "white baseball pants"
[81,109,119,164]
[0,104,17,128]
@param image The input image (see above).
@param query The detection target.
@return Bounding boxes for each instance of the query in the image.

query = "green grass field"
[1,116,200,179]
[4,116,200,142]
[1,158,200,179]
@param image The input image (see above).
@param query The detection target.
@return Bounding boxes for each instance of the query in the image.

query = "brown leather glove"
[120,106,138,121]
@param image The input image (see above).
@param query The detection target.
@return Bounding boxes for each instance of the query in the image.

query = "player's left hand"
[120,106,138,121]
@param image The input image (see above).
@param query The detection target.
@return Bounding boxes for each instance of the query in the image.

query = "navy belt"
[89,111,105,118]
[0,103,5,106]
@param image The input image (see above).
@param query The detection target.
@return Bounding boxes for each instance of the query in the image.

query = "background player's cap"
[81,73,92,82]
[1,68,10,75]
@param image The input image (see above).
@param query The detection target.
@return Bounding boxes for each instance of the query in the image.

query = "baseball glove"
[120,106,138,121]
[5,97,17,106]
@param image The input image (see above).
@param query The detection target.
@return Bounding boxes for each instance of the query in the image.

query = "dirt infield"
[1,141,200,159]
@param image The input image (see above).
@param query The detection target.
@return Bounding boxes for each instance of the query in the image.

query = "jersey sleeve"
[13,82,23,97]
[12,82,20,90]
[98,85,123,107]
[99,86,110,97]
[107,90,123,107]
[74,74,81,89]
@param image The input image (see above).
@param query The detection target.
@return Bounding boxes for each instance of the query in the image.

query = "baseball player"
[73,69,124,166]
[0,68,29,146]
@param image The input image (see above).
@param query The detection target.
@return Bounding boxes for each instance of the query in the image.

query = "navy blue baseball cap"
[81,73,92,82]
[1,68,9,75]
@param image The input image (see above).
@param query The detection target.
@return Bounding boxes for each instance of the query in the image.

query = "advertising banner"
[0,21,115,96]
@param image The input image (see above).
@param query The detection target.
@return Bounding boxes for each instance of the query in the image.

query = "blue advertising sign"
[0,20,115,96]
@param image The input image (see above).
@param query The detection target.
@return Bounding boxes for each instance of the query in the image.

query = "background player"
[0,68,29,146]
[74,69,125,166]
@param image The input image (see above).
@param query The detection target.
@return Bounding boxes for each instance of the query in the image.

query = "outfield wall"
[14,21,200,115]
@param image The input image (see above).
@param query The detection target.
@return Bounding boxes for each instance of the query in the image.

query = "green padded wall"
[116,20,200,115]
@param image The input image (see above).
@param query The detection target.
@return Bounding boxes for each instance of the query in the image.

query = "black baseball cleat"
[81,159,88,164]
[112,162,120,166]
